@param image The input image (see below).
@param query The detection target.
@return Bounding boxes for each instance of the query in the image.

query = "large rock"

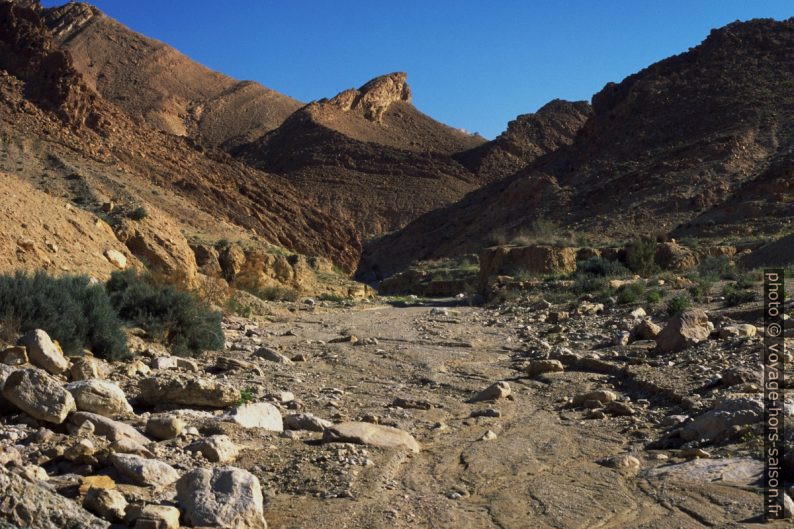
[469,381,511,402]
[70,411,150,445]
[176,467,267,529]
[70,357,109,380]
[479,245,576,292]
[145,414,185,440]
[187,435,239,463]
[19,329,70,375]
[655,309,711,354]
[323,422,421,452]
[223,402,283,432]
[654,241,698,271]
[0,467,109,528]
[67,379,133,417]
[109,453,179,487]
[680,397,764,443]
[139,374,240,407]
[83,487,128,522]
[2,368,76,423]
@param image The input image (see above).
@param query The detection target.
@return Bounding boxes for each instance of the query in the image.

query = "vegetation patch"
[106,269,224,357]
[0,271,129,360]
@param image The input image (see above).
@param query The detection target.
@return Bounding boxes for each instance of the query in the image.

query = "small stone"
[104,249,127,269]
[254,346,293,364]
[602,454,641,471]
[613,331,631,347]
[0,346,27,366]
[528,359,564,377]
[84,487,127,522]
[480,430,498,441]
[145,415,185,440]
[604,401,635,416]
[572,390,617,406]
[19,329,70,375]
[470,381,511,402]
[149,357,178,370]
[633,319,662,340]
[679,447,711,459]
[284,412,333,432]
[64,439,95,461]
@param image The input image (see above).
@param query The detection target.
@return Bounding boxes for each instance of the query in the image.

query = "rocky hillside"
[0,0,361,280]
[362,18,794,277]
[234,73,489,237]
[43,2,302,149]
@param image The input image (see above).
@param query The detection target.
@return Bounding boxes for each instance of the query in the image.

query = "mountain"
[361,18,794,278]
[0,0,360,280]
[42,2,302,149]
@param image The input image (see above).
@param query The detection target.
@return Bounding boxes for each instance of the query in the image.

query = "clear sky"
[42,1,794,138]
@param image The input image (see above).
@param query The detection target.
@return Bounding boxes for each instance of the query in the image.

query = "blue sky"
[42,1,794,138]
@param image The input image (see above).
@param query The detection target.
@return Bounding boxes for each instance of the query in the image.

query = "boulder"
[680,397,764,443]
[323,422,420,452]
[70,411,150,445]
[70,357,109,380]
[187,435,239,463]
[223,402,283,432]
[2,368,75,423]
[0,467,109,528]
[131,505,180,529]
[139,374,240,407]
[84,487,128,522]
[654,241,698,271]
[67,379,133,417]
[109,453,179,487]
[655,309,711,354]
[632,319,662,340]
[176,467,267,529]
[19,329,70,375]
[479,245,577,292]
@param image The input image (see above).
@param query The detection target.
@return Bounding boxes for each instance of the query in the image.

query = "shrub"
[127,206,148,221]
[318,293,347,303]
[0,271,128,359]
[723,283,757,307]
[666,294,691,316]
[252,285,300,302]
[625,238,659,276]
[571,274,607,294]
[696,256,735,280]
[576,257,630,278]
[106,270,223,357]
[645,289,664,304]
[616,282,645,304]
[689,279,714,301]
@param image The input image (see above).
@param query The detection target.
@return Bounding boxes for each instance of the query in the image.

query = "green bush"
[689,278,714,301]
[616,282,645,304]
[645,289,664,304]
[317,293,347,303]
[696,256,735,280]
[0,271,128,359]
[250,285,299,302]
[571,274,607,294]
[106,270,223,357]
[666,294,691,316]
[575,257,630,278]
[127,206,148,221]
[723,283,757,307]
[625,238,659,276]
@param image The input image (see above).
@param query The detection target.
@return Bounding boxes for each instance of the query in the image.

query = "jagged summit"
[325,72,412,122]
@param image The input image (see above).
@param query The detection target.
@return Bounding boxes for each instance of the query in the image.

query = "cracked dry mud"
[226,301,788,529]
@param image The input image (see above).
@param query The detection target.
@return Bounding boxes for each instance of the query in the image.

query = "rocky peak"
[328,72,411,122]
[43,1,101,42]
